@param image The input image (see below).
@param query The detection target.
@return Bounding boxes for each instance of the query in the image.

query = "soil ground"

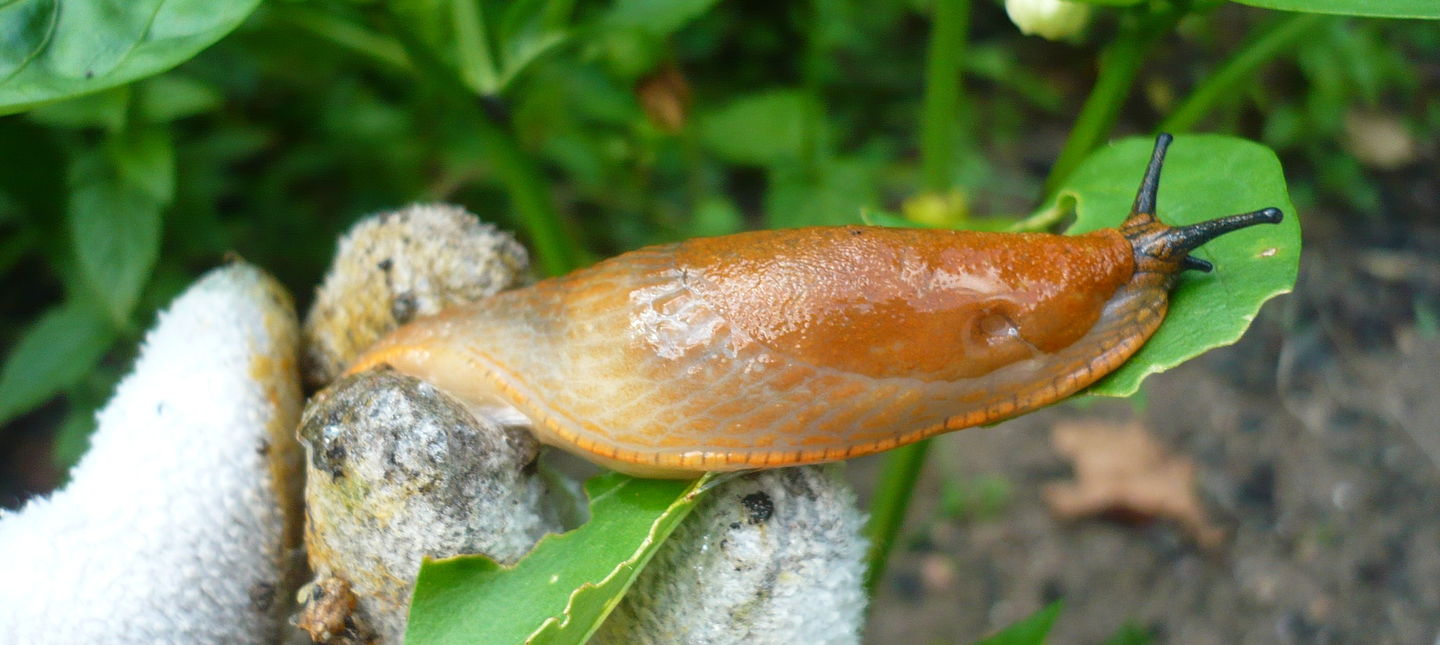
[854,211,1440,644]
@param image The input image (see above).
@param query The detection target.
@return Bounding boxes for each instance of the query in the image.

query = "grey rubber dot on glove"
[296,369,562,643]
[302,203,529,390]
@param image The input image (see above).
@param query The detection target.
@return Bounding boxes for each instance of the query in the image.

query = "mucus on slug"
[342,133,1284,478]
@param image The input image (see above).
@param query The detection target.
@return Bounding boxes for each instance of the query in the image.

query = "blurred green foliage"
[974,600,1063,645]
[939,474,1015,521]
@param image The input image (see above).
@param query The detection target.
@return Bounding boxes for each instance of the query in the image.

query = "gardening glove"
[0,264,306,643]
[295,204,870,644]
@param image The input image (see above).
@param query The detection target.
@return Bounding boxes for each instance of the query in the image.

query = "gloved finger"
[596,466,869,645]
[298,204,869,644]
[302,203,530,391]
[295,369,562,643]
[297,204,555,642]
[0,264,305,643]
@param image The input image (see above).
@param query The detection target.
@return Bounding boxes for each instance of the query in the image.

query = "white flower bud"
[1005,0,1092,41]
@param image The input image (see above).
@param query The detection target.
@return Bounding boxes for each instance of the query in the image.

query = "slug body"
[346,135,1282,477]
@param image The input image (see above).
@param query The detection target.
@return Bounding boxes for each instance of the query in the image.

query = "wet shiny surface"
[347,226,1157,477]
[677,226,1132,381]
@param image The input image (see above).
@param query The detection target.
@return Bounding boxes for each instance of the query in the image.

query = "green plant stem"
[1006,196,1072,232]
[273,5,411,71]
[1160,12,1324,133]
[1042,4,1186,199]
[921,0,969,192]
[864,0,969,595]
[471,112,583,276]
[863,438,931,595]
[798,0,833,178]
[452,0,499,94]
[380,8,583,276]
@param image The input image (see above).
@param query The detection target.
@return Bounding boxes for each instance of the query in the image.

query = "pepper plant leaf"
[405,473,712,645]
[0,301,115,427]
[1054,134,1301,397]
[0,0,263,114]
[1229,0,1440,19]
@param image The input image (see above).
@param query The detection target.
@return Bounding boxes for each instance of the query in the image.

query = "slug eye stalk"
[1124,133,1284,273]
[1132,132,1174,217]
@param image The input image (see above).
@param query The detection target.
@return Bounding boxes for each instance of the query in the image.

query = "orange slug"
[344,134,1282,478]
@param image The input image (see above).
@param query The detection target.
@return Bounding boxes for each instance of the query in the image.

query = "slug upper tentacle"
[344,134,1283,478]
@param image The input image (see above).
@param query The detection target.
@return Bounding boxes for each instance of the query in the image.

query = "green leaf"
[586,26,665,80]
[0,302,115,427]
[1054,134,1300,397]
[44,0,163,80]
[136,74,221,122]
[1230,0,1440,19]
[108,125,175,203]
[687,196,744,238]
[51,406,97,472]
[0,0,263,114]
[48,363,121,473]
[51,398,97,471]
[26,86,129,131]
[765,157,878,229]
[67,149,164,325]
[974,601,1064,645]
[0,0,58,82]
[1100,622,1153,645]
[499,0,567,43]
[860,207,928,229]
[605,0,721,35]
[967,45,1063,113]
[450,0,499,94]
[393,0,566,95]
[406,473,712,645]
[699,89,812,167]
[496,0,571,88]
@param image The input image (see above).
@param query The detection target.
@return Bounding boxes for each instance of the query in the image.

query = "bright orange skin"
[345,224,1177,478]
[680,227,1131,380]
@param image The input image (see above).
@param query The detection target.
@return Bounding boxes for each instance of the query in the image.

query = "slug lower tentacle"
[345,134,1282,478]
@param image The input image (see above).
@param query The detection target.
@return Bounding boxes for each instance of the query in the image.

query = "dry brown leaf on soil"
[1043,420,1225,548]
[636,62,692,134]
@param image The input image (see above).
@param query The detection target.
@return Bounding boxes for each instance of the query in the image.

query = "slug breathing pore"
[344,133,1283,478]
